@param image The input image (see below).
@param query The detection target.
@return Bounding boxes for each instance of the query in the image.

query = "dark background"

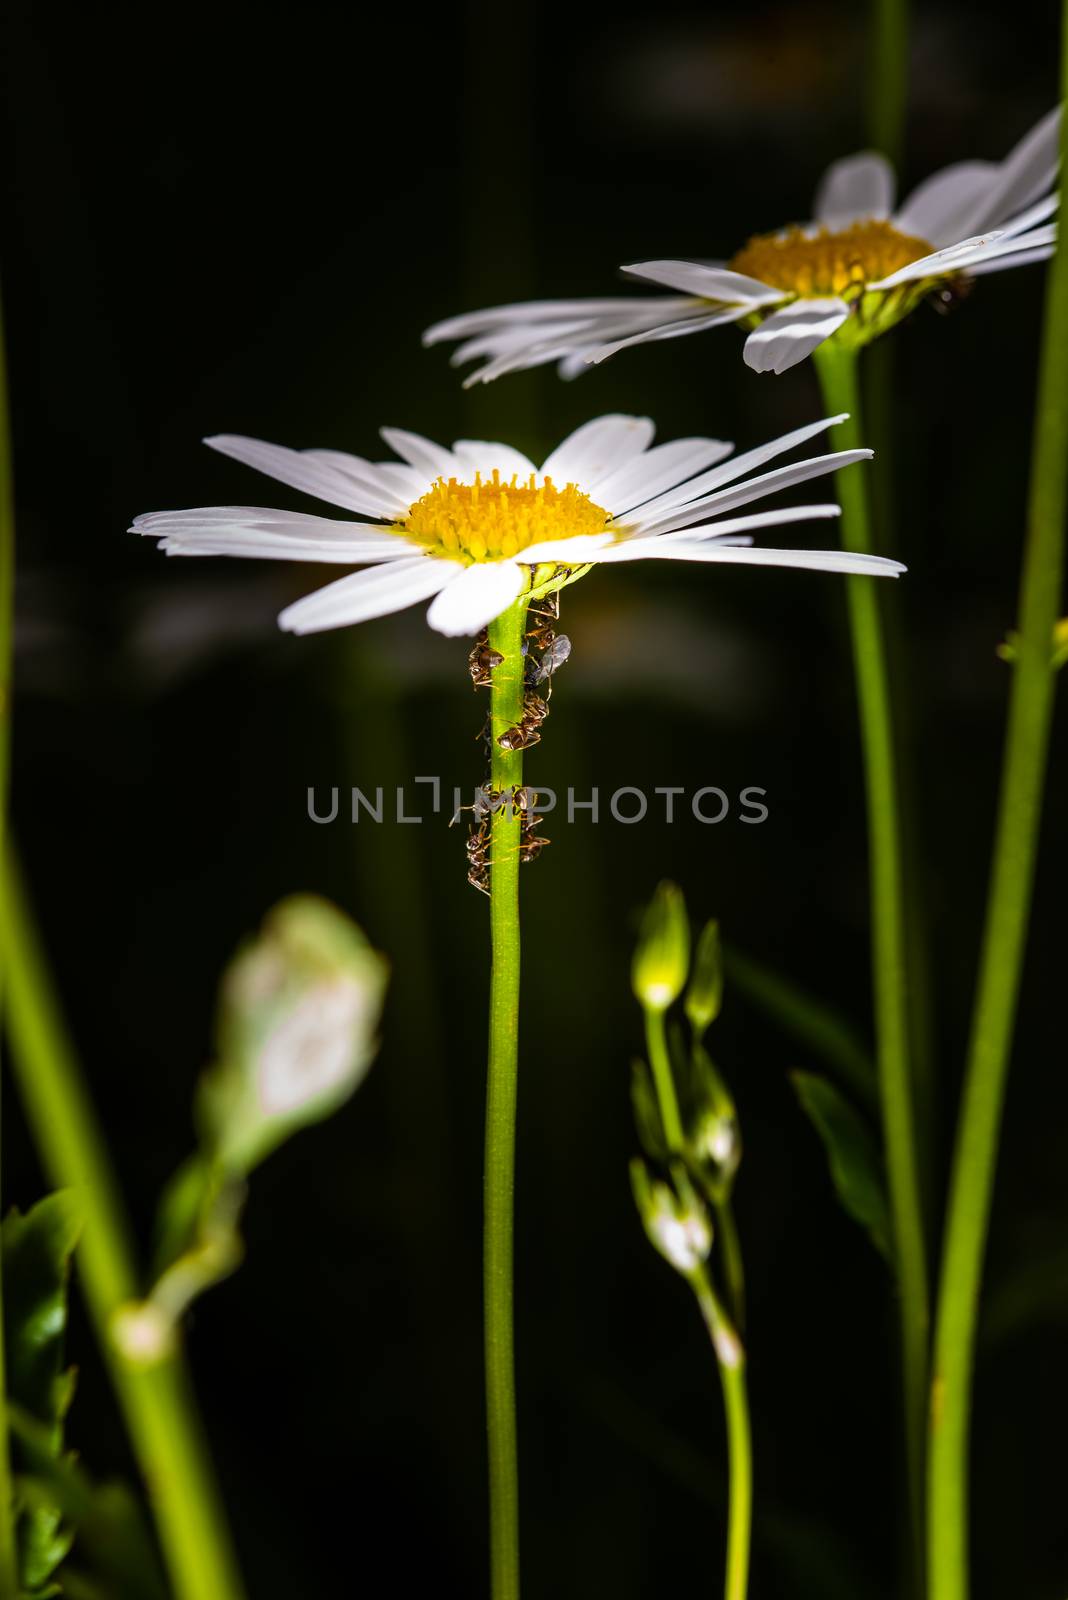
[2,0,1067,1594]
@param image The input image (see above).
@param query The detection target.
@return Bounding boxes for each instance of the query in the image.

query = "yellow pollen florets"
[729,219,934,299]
[403,471,611,562]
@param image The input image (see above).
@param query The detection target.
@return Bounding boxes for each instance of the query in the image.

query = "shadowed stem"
[0,847,246,1600]
[643,1002,751,1600]
[0,276,21,1597]
[813,341,929,1586]
[868,0,909,171]
[484,598,527,1600]
[927,53,1068,1600]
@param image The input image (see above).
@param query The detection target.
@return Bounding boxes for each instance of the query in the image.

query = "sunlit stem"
[484,597,527,1600]
[0,272,22,1600]
[643,1006,684,1152]
[0,847,246,1600]
[693,1272,751,1600]
[813,340,929,1585]
[927,40,1068,1600]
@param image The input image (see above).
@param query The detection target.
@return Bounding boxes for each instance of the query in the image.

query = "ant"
[468,629,504,688]
[519,809,550,864]
[498,689,550,752]
[466,817,491,895]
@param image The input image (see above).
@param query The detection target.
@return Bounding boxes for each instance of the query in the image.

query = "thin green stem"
[0,846,246,1600]
[643,1007,684,1153]
[813,341,929,1586]
[694,1274,752,1600]
[714,1200,746,1333]
[484,599,527,1600]
[0,266,23,1599]
[867,0,909,171]
[927,52,1068,1600]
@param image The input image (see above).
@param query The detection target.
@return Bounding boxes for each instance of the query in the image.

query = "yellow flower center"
[729,219,933,299]
[403,471,610,562]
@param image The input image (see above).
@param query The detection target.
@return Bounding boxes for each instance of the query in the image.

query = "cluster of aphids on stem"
[462,594,570,894]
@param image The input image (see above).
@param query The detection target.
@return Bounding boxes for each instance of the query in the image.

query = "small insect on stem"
[469,628,505,689]
[498,689,549,752]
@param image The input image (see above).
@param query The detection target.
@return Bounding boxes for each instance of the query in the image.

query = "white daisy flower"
[132,416,903,640]
[424,108,1060,380]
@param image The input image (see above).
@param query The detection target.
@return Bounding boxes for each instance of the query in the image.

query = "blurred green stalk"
[0,848,246,1600]
[484,600,526,1600]
[0,283,22,1596]
[643,1004,752,1600]
[927,53,1068,1600]
[813,342,928,1587]
[868,0,909,171]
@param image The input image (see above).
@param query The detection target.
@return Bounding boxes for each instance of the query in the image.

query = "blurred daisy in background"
[425,108,1059,379]
[132,414,902,640]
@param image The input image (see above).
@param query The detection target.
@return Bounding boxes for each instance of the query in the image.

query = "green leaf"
[791,1073,892,1262]
[725,946,877,1113]
[2,1192,83,1594]
[630,1059,666,1162]
[10,1409,166,1600]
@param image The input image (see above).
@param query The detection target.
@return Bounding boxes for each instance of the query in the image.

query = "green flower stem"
[0,274,22,1599]
[868,0,909,170]
[928,54,1068,1600]
[694,1274,752,1600]
[714,1199,746,1332]
[643,1007,684,1153]
[813,341,929,1580]
[0,846,246,1600]
[484,598,528,1600]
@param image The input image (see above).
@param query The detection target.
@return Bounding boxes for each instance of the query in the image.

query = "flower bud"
[631,882,690,1013]
[687,1043,742,1201]
[200,896,388,1174]
[684,919,723,1039]
[630,1159,712,1277]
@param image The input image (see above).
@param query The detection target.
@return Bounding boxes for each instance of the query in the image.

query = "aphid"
[468,629,504,688]
[535,634,571,683]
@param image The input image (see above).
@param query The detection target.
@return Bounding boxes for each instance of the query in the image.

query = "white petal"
[895,161,999,245]
[935,224,1057,274]
[622,260,784,303]
[204,435,397,517]
[596,437,736,516]
[425,562,528,637]
[964,106,1062,233]
[743,300,851,374]
[516,532,617,564]
[132,506,411,562]
[301,450,411,514]
[588,305,753,362]
[598,504,844,557]
[870,223,1057,288]
[596,542,904,576]
[866,232,1004,288]
[279,558,460,635]
[540,415,656,489]
[451,440,537,479]
[634,450,871,538]
[423,298,670,344]
[626,414,850,521]
[379,428,462,480]
[462,302,701,387]
[813,152,895,227]
[966,243,1054,277]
